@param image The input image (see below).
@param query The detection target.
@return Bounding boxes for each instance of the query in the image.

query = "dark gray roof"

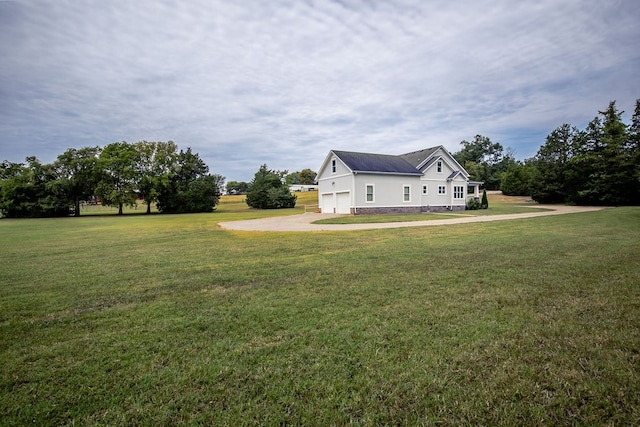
[447,171,462,180]
[333,150,422,175]
[399,147,440,168]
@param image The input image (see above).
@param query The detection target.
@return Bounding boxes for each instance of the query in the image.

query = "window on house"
[437,160,442,173]
[366,184,374,202]
[422,184,428,195]
[331,159,337,173]
[438,185,446,195]
[403,185,411,202]
[454,186,464,199]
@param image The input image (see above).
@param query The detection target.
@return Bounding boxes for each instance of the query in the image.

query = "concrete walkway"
[218,205,606,232]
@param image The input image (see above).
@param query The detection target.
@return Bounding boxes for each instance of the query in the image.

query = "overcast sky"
[1,0,639,181]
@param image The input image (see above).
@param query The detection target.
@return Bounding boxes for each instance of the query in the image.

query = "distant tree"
[285,169,317,185]
[211,174,226,197]
[246,164,296,209]
[156,148,221,213]
[568,101,632,205]
[500,160,535,196]
[0,157,69,218]
[595,101,631,204]
[530,124,580,203]
[530,99,639,206]
[226,181,249,194]
[299,169,317,185]
[628,100,640,197]
[454,135,513,189]
[53,146,101,216]
[135,141,178,214]
[285,171,300,186]
[95,142,140,215]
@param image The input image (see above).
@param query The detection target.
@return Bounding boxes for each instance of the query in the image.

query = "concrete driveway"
[218,205,606,232]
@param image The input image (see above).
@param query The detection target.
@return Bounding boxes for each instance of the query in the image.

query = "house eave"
[353,171,423,176]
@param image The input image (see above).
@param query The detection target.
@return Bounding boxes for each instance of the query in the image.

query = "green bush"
[466,198,482,210]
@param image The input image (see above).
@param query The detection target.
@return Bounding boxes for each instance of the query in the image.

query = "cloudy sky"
[1,0,639,181]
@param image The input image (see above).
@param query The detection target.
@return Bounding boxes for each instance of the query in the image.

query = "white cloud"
[1,0,639,180]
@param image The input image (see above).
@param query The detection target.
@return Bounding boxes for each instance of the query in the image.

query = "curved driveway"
[218,205,606,232]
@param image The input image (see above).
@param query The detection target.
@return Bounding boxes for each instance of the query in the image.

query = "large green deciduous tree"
[226,181,249,194]
[135,140,178,214]
[156,148,221,213]
[500,160,536,196]
[0,157,69,218]
[285,169,317,185]
[96,142,140,215]
[454,135,515,190]
[54,146,101,216]
[246,164,296,209]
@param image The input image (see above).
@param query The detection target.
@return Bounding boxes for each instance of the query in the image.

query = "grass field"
[1,193,639,425]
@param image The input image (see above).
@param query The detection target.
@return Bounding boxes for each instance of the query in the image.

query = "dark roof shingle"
[333,150,422,175]
[399,147,440,168]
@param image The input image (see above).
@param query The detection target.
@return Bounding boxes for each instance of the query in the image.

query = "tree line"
[0,141,223,218]
[500,100,640,205]
[226,168,316,195]
[451,99,639,206]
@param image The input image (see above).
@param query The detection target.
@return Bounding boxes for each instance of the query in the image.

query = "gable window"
[331,158,337,174]
[437,160,443,173]
[438,185,446,195]
[403,185,411,202]
[454,185,464,199]
[422,184,428,195]
[366,184,374,202]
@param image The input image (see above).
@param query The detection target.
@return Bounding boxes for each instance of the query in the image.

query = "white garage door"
[336,192,350,214]
[321,193,335,213]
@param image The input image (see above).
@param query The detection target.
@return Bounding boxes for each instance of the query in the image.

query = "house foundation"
[351,205,465,215]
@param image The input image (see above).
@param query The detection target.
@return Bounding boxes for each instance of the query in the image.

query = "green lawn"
[1,193,639,425]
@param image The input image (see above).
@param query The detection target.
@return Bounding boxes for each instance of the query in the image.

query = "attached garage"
[321,193,335,213]
[336,192,350,214]
[321,192,351,214]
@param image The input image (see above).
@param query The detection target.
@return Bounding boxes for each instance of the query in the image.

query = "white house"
[317,146,482,214]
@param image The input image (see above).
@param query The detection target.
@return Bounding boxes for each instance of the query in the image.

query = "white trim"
[438,185,446,195]
[422,184,428,195]
[365,183,375,203]
[403,185,411,202]
[453,185,465,199]
[317,172,351,182]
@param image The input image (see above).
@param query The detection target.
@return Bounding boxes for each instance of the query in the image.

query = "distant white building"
[316,146,482,214]
[289,184,318,192]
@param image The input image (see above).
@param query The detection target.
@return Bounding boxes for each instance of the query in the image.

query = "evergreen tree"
[626,99,640,203]
[530,124,580,203]
[481,189,488,209]
[246,164,296,209]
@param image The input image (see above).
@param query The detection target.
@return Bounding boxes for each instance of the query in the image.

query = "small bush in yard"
[466,198,482,210]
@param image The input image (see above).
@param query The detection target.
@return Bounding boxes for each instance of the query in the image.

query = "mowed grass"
[1,193,639,425]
